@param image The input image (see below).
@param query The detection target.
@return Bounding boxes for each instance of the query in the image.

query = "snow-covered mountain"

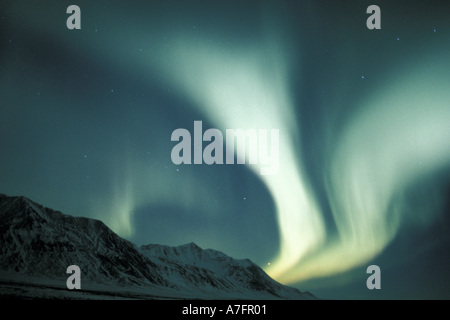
[0,194,315,299]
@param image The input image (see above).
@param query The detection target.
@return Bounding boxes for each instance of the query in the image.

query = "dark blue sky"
[1,0,449,299]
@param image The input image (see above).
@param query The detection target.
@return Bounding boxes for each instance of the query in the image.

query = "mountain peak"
[178,242,204,253]
[184,242,201,249]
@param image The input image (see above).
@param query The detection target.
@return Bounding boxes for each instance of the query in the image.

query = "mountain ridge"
[0,194,316,299]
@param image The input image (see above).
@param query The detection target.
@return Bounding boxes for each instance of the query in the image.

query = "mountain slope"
[0,194,168,288]
[0,194,315,299]
[141,243,313,299]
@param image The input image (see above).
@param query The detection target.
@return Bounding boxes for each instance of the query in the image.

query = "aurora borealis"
[1,0,449,299]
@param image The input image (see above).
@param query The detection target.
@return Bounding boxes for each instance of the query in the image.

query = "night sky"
[1,0,450,299]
